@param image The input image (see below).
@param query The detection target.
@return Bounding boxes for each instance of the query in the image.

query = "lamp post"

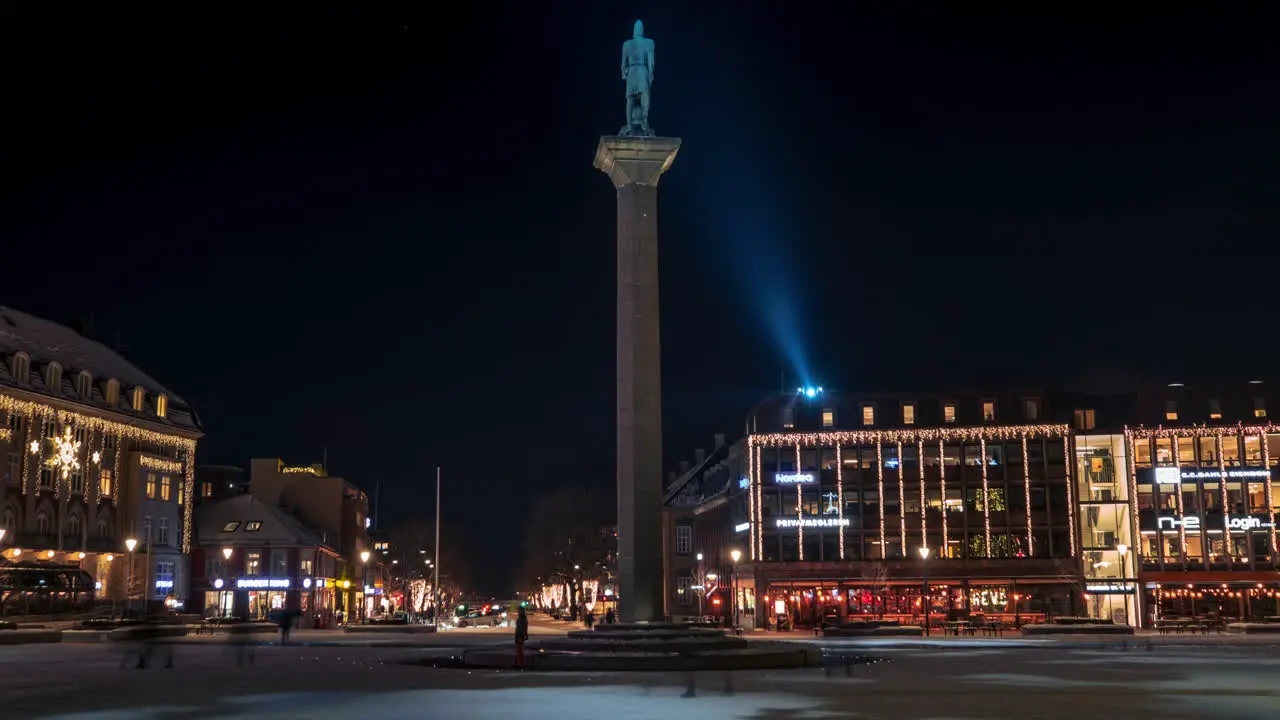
[124,537,138,618]
[360,550,371,623]
[221,548,233,618]
[1116,543,1130,626]
[730,549,742,629]
[918,546,931,636]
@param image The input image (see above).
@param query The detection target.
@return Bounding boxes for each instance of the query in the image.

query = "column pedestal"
[595,135,681,623]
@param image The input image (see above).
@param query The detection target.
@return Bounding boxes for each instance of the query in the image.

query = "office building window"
[1255,398,1267,419]
[675,525,692,555]
[201,481,213,498]
[1074,409,1096,431]
[943,403,957,423]
[271,549,288,576]
[982,401,996,423]
[861,405,875,426]
[821,409,834,428]
[902,403,916,425]
[1024,399,1040,421]
[1209,398,1222,421]
[1165,401,1178,422]
[246,552,261,576]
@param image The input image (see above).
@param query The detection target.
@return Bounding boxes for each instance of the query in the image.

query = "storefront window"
[1133,439,1152,467]
[1155,438,1174,464]
[1244,435,1263,463]
[1199,437,1218,464]
[1223,436,1242,464]
[1177,437,1196,464]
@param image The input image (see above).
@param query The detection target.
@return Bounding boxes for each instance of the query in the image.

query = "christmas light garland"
[1125,429,1141,575]
[0,427,10,442]
[140,455,183,473]
[979,437,991,557]
[1263,432,1276,554]
[836,444,845,560]
[1062,435,1076,558]
[897,440,906,554]
[1022,435,1033,555]
[93,431,106,505]
[747,444,757,561]
[794,444,803,561]
[751,423,1071,448]
[917,439,926,549]
[112,431,122,506]
[1217,435,1229,554]
[754,444,763,561]
[26,416,42,495]
[939,439,948,558]
[876,441,885,559]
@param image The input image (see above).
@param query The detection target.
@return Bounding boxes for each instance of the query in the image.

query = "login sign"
[775,472,817,485]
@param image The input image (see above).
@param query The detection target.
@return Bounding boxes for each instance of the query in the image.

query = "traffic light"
[520,601,528,608]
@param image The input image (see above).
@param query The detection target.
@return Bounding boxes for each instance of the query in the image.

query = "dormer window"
[105,379,120,406]
[76,371,93,399]
[11,352,29,384]
[45,362,62,392]
[156,394,168,418]
[131,386,145,412]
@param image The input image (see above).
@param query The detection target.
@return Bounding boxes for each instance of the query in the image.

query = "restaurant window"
[1074,409,1096,431]
[982,401,996,423]
[1165,401,1178,422]
[1024,398,1040,421]
[943,403,957,424]
[1255,397,1267,419]
[902,403,916,425]
[861,404,875,426]
[821,409,834,428]
[245,552,262,576]
[1208,398,1222,421]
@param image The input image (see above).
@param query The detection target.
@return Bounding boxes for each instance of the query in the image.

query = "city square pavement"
[4,631,1280,719]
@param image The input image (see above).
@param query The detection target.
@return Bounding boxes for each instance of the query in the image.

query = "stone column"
[595,135,681,623]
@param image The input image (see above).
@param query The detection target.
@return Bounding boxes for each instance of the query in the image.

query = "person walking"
[605,607,616,625]
[514,606,529,669]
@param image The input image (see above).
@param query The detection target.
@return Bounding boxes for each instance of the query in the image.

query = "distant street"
[6,631,1280,719]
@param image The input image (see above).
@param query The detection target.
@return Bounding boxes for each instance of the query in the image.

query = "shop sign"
[236,577,291,589]
[1155,466,1271,484]
[775,472,817,485]
[775,517,850,528]
[1085,582,1135,595]
[1156,515,1276,531]
[734,522,750,533]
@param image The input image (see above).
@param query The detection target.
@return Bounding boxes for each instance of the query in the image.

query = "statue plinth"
[595,135,681,623]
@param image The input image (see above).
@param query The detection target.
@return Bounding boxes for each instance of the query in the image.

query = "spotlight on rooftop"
[797,386,823,399]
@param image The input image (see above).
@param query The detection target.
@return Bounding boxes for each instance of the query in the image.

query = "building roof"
[194,494,326,548]
[0,306,199,432]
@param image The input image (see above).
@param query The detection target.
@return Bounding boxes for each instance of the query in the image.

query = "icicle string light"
[754,444,763,561]
[112,431,122,506]
[979,437,991,557]
[876,441,886,559]
[1021,434,1033,556]
[1218,435,1229,552]
[939,439,948,558]
[751,423,1071,448]
[1125,429,1141,574]
[897,440,906,554]
[1062,435,1076,558]
[836,444,845,559]
[747,444,757,561]
[918,439,926,548]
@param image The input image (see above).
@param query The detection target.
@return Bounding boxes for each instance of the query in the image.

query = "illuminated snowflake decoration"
[50,426,82,480]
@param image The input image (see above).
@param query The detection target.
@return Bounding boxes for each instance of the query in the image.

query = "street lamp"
[359,551,371,623]
[1116,544,1131,626]
[124,537,138,618]
[729,549,742,629]
[918,546,931,636]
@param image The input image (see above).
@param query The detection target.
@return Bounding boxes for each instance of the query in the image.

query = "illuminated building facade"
[738,391,1081,630]
[0,307,201,611]
[1110,383,1280,627]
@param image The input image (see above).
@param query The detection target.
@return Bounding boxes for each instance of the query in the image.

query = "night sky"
[3,5,1275,592]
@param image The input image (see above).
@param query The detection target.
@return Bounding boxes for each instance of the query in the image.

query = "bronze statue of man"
[620,20,656,136]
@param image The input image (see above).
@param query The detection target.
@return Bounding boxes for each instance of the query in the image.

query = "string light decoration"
[140,455,183,473]
[1125,429,1142,578]
[896,440,906,554]
[111,431,122,506]
[876,440,886,559]
[754,443,763,562]
[0,427,10,442]
[795,443,803,561]
[93,430,106,505]
[1021,435,1033,555]
[751,423,1072,449]
[1217,435,1229,549]
[1263,432,1276,554]
[918,439,926,549]
[1171,436,1187,561]
[835,444,845,559]
[50,426,82,481]
[26,416,43,496]
[939,439,948,558]
[1061,436,1076,558]
[979,437,991,557]
[747,444,757,561]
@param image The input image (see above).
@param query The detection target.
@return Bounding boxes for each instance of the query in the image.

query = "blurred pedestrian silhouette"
[514,606,529,668]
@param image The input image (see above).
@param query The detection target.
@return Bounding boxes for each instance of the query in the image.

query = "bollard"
[682,671,697,698]
[723,672,735,696]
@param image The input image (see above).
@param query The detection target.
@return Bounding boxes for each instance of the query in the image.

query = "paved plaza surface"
[5,633,1280,719]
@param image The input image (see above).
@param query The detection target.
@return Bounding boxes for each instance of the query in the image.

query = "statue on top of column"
[620,20,656,137]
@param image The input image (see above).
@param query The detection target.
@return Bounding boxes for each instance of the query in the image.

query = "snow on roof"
[0,305,181,403]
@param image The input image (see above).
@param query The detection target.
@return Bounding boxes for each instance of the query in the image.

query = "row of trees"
[380,518,472,615]
[518,486,615,616]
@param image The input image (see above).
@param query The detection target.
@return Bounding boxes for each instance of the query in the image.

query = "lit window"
[156,394,168,418]
[11,352,29,384]
[861,405,875,426]
[1255,398,1267,419]
[1165,401,1178,422]
[675,525,692,555]
[821,409,834,428]
[1024,399,1040,421]
[902,403,916,425]
[1074,409,1096,431]
[943,404,957,423]
[176,483,183,506]
[99,470,113,497]
[45,362,62,393]
[246,552,261,576]
[131,387,146,412]
[202,481,213,498]
[221,521,240,532]
[982,401,996,423]
[146,473,157,499]
[76,371,92,399]
[244,521,262,532]
[105,379,120,406]
[1208,398,1222,421]
[159,475,171,502]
